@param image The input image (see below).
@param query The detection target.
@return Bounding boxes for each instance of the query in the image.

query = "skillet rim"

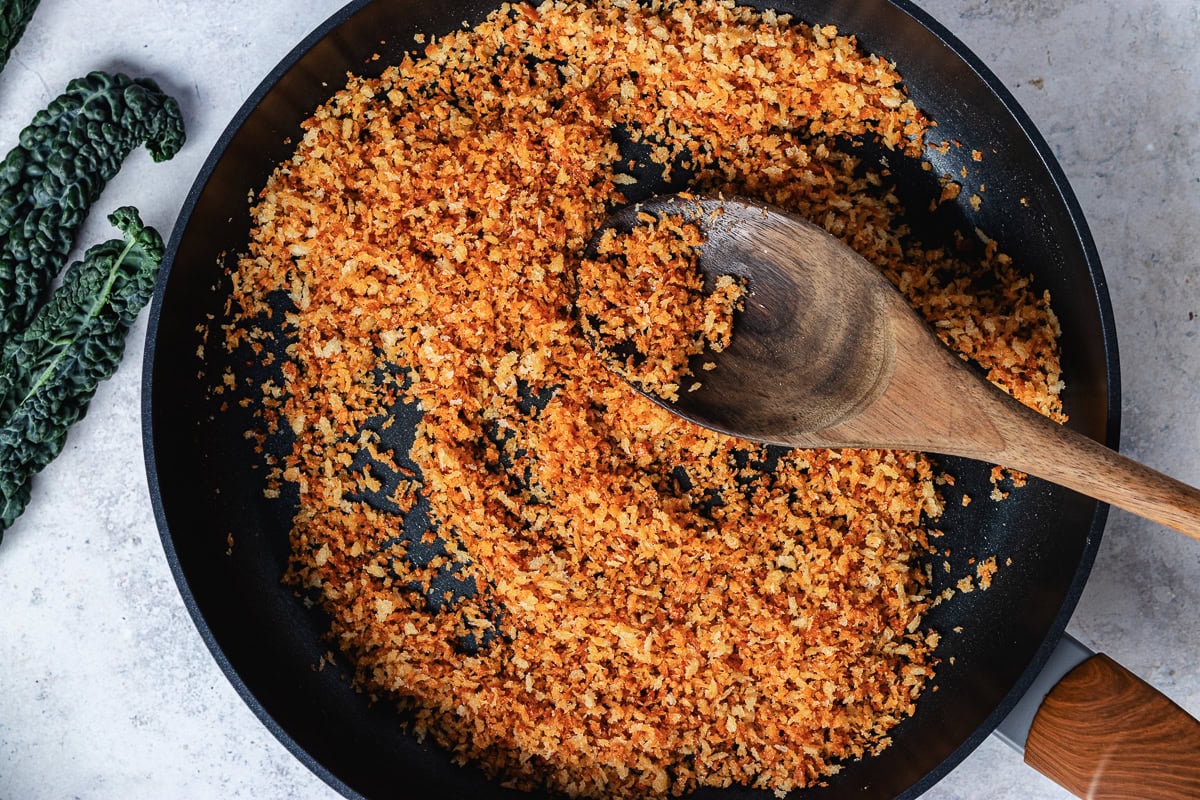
[141,0,1120,797]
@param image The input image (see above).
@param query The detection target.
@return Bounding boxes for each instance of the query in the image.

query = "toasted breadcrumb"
[577,216,744,401]
[939,180,962,204]
[976,556,999,590]
[220,1,1067,797]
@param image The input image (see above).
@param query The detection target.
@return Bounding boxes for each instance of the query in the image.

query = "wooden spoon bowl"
[592,195,1200,540]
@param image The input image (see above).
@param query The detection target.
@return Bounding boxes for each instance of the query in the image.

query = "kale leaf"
[0,207,163,536]
[0,0,40,73]
[0,71,184,343]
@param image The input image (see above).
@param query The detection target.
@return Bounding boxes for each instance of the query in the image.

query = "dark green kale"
[0,0,40,72]
[0,207,162,536]
[0,70,184,343]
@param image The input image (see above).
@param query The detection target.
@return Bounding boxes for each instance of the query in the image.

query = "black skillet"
[144,0,1122,797]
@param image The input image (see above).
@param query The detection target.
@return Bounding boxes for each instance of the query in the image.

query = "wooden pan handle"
[1025,653,1200,798]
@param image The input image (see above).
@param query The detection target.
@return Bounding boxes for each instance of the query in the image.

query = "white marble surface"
[0,1,1197,798]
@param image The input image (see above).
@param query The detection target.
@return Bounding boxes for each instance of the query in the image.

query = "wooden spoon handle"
[992,397,1200,541]
[1025,653,1200,798]
[809,305,1200,538]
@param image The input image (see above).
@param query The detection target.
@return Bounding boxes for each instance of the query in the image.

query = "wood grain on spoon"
[593,195,1200,540]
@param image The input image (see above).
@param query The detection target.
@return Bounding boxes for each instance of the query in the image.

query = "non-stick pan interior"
[144,1,1117,798]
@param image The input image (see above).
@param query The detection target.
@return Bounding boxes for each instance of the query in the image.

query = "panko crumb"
[976,556,999,590]
[577,215,745,401]
[219,1,1068,797]
[939,180,962,204]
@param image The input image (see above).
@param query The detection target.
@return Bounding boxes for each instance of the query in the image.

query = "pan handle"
[995,633,1200,798]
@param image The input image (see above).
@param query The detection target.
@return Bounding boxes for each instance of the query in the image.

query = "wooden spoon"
[592,194,1200,540]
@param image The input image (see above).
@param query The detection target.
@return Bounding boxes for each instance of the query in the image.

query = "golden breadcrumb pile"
[578,215,744,401]
[219,1,1066,797]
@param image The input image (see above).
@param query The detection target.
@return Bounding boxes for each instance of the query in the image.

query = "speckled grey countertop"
[0,1,1197,798]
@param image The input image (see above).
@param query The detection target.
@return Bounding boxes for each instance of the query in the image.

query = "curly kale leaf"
[0,206,163,536]
[0,70,184,342]
[0,0,40,73]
